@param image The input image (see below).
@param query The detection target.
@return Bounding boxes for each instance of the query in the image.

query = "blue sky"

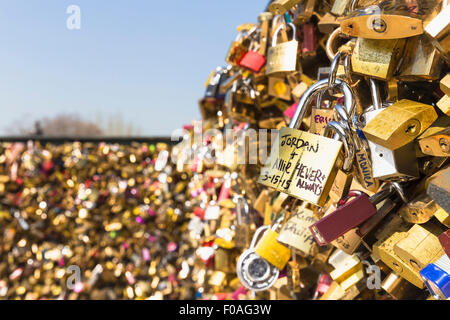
[0,0,266,136]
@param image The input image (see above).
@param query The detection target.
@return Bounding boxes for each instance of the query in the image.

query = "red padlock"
[239,13,271,73]
[309,185,401,246]
[239,50,266,73]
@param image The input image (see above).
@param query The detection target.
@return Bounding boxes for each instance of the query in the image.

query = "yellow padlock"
[254,227,291,270]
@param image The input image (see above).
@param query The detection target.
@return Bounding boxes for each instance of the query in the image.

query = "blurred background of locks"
[1,0,450,301]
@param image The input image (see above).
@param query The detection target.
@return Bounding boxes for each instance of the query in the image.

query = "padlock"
[398,192,441,224]
[324,120,355,203]
[381,272,425,300]
[225,28,254,66]
[266,22,299,75]
[420,254,450,300]
[333,197,400,255]
[268,77,292,101]
[372,215,425,288]
[309,183,405,246]
[204,66,229,100]
[441,73,450,96]
[340,12,423,39]
[362,99,438,150]
[268,0,303,15]
[277,202,318,257]
[291,0,316,25]
[424,4,450,64]
[239,13,273,73]
[330,0,350,16]
[328,250,364,291]
[427,165,450,214]
[394,223,445,272]
[399,35,442,81]
[254,213,291,270]
[236,225,280,291]
[301,23,317,56]
[418,121,450,157]
[351,37,406,80]
[259,78,355,207]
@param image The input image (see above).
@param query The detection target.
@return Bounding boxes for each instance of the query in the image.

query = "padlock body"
[240,50,266,73]
[309,194,377,246]
[254,229,291,270]
[363,99,438,150]
[266,40,298,75]
[258,127,343,207]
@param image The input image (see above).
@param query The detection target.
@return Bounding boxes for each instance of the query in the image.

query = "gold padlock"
[394,223,445,271]
[418,116,450,157]
[259,79,356,206]
[268,77,292,101]
[372,215,424,288]
[351,37,406,80]
[362,99,438,150]
[399,35,442,81]
[268,0,303,15]
[277,202,318,257]
[266,22,299,76]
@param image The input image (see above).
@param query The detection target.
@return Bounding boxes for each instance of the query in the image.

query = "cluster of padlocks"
[173,0,450,300]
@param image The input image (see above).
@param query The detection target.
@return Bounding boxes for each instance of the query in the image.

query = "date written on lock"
[259,128,342,207]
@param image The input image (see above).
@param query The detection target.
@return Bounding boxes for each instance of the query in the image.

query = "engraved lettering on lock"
[294,163,325,196]
[356,152,375,187]
[280,134,320,152]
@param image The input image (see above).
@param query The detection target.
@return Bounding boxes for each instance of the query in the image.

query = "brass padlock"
[394,223,445,272]
[268,0,303,15]
[372,215,424,288]
[418,117,450,157]
[277,202,318,257]
[341,13,423,39]
[268,76,292,101]
[399,35,442,81]
[325,120,355,203]
[259,79,355,206]
[398,192,441,224]
[362,99,438,150]
[266,22,299,76]
[351,37,406,80]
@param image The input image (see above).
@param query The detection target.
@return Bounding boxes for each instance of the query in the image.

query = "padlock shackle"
[250,225,270,249]
[272,22,297,47]
[338,190,364,207]
[289,79,355,129]
[369,78,382,111]
[324,120,355,173]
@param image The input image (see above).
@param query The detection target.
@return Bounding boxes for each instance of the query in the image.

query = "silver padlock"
[356,79,419,180]
[236,225,280,291]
